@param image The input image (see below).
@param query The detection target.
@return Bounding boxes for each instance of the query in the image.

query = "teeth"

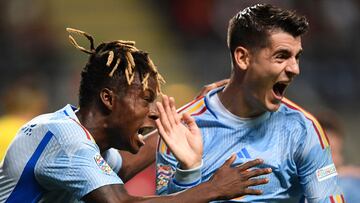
[138,134,145,145]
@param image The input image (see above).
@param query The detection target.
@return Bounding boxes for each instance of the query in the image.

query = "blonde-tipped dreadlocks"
[66,28,165,97]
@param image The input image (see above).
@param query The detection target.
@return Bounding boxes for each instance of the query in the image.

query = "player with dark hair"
[156,4,344,202]
[0,28,271,203]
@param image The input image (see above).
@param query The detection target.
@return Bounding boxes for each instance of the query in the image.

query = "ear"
[100,88,115,111]
[233,46,250,71]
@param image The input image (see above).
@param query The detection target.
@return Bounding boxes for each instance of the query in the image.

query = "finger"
[222,154,237,167]
[155,118,168,141]
[246,178,269,187]
[156,101,171,133]
[169,97,180,124]
[243,168,272,179]
[195,90,207,99]
[236,159,263,171]
[195,79,230,99]
[162,95,176,127]
[182,113,198,133]
[194,85,214,99]
[243,188,263,196]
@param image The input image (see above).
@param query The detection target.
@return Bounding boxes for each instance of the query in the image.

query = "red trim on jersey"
[312,123,325,149]
[191,106,207,116]
[177,96,204,113]
[330,196,335,203]
[341,194,345,203]
[70,118,92,141]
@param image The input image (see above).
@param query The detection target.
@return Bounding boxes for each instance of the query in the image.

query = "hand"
[155,95,203,169]
[208,155,272,200]
[195,79,229,99]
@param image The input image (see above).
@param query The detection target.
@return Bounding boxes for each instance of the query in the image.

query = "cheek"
[129,107,150,128]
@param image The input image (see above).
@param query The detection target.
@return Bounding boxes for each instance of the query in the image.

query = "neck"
[76,106,110,152]
[218,74,266,118]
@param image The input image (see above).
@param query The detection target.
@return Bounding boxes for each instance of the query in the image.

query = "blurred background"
[0,0,359,196]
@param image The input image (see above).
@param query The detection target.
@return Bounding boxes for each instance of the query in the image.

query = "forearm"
[119,130,158,182]
[84,182,220,203]
[132,182,219,203]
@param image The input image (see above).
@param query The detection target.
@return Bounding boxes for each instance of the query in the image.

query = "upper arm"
[296,120,343,202]
[102,148,123,174]
[35,135,123,200]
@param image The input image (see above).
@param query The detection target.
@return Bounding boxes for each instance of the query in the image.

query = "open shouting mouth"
[272,82,288,98]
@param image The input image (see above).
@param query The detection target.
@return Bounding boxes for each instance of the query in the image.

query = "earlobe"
[100,88,114,111]
[234,47,250,71]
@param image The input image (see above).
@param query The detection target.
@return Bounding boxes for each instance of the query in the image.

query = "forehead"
[266,31,302,53]
[126,73,157,95]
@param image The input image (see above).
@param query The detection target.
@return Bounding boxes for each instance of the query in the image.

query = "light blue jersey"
[0,105,123,203]
[156,88,344,203]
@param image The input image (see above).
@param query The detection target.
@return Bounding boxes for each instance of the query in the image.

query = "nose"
[285,58,300,78]
[148,102,159,120]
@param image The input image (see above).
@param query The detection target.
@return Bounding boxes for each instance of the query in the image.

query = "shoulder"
[279,98,330,149]
[177,96,208,117]
[29,110,92,150]
[279,98,320,128]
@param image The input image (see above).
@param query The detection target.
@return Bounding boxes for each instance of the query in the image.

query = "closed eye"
[275,51,291,60]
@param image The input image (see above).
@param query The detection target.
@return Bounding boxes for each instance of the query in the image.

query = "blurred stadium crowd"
[0,0,359,197]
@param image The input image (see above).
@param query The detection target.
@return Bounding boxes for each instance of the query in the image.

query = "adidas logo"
[236,147,251,158]
[21,124,37,136]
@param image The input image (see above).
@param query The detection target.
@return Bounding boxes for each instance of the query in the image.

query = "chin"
[265,100,282,112]
[128,146,141,154]
[128,141,144,154]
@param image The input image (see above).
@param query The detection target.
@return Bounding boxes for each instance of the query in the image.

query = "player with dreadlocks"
[0,28,271,203]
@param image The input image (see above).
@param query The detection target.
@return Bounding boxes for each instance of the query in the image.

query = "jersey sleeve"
[35,130,123,200]
[295,119,344,203]
[102,148,122,174]
[156,139,203,195]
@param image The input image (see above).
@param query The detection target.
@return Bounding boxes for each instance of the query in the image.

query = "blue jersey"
[156,88,344,203]
[0,105,123,203]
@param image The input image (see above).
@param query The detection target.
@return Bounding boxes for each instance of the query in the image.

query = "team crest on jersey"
[94,154,112,175]
[156,164,174,191]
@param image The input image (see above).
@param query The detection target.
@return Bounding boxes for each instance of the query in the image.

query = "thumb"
[182,113,198,132]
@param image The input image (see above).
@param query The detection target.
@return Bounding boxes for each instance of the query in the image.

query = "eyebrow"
[273,48,303,57]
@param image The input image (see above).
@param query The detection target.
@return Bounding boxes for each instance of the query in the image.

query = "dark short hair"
[227,4,309,55]
[66,28,164,108]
